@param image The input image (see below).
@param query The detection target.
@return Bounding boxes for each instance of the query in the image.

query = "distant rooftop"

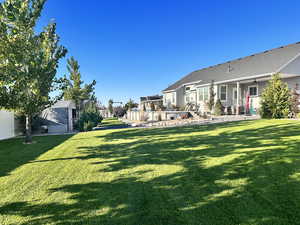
[140,95,163,102]
[51,100,76,108]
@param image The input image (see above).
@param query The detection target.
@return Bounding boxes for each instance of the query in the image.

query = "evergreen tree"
[0,0,67,143]
[260,74,292,118]
[207,80,216,112]
[108,99,113,115]
[63,57,96,117]
[124,99,138,111]
[214,99,224,116]
[291,88,300,117]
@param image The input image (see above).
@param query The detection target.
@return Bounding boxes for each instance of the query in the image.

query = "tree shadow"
[0,134,73,177]
[1,120,300,224]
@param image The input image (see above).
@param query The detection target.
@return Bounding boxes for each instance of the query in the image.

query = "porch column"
[236,82,240,115]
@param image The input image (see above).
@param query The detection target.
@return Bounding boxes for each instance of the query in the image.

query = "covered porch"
[216,76,270,115]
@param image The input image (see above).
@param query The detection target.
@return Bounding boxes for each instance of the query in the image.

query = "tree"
[214,99,224,116]
[63,57,96,117]
[0,0,67,143]
[207,80,216,112]
[113,106,126,118]
[108,99,113,115]
[124,99,138,111]
[291,87,300,117]
[76,102,102,132]
[260,74,292,118]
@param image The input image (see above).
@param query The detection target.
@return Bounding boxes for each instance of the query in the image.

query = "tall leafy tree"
[63,57,96,117]
[0,0,67,143]
[124,99,138,111]
[260,74,292,118]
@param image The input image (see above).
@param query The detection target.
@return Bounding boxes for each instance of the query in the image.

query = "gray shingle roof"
[163,42,300,92]
[52,100,75,108]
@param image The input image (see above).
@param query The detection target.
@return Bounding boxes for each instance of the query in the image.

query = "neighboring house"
[140,95,163,111]
[163,42,300,115]
[0,110,15,140]
[41,100,76,133]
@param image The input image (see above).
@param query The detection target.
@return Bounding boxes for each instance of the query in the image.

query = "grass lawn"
[1,119,300,224]
[99,117,126,128]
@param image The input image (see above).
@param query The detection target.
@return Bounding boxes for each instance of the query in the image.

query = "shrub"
[77,103,103,132]
[83,121,94,132]
[291,88,300,117]
[214,99,224,116]
[260,74,292,119]
[226,106,232,115]
[113,106,126,118]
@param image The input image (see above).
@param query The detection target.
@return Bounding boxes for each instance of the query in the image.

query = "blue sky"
[35,0,300,105]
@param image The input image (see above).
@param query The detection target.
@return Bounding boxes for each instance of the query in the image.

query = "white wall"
[163,91,177,108]
[0,110,15,140]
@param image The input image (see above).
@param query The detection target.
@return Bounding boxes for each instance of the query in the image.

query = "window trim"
[248,85,258,97]
[198,87,204,102]
[203,86,209,101]
[219,85,228,101]
[197,86,209,102]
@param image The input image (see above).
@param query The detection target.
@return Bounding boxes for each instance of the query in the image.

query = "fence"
[126,111,189,122]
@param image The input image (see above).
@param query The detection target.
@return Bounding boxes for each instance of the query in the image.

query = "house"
[163,42,300,115]
[41,100,76,133]
[0,110,16,140]
[140,95,163,111]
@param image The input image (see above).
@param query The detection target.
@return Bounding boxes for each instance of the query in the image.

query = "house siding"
[0,110,15,140]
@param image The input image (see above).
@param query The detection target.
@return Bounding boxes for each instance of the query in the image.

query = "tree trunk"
[25,115,32,143]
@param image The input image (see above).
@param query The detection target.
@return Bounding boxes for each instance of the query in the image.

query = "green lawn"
[99,117,126,128]
[1,119,300,225]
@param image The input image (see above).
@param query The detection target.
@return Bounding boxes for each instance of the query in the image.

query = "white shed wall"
[0,110,15,140]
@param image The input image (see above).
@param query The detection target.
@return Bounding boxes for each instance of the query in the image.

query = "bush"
[77,103,103,132]
[113,106,126,118]
[83,121,94,132]
[260,74,292,119]
[214,99,224,116]
[291,88,300,117]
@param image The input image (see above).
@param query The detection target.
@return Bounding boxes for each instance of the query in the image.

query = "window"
[198,86,210,101]
[220,85,227,101]
[198,88,204,101]
[186,96,190,102]
[172,93,175,103]
[203,87,209,101]
[249,86,258,96]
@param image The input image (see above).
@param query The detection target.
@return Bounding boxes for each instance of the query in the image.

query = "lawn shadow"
[2,120,300,224]
[0,134,73,177]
